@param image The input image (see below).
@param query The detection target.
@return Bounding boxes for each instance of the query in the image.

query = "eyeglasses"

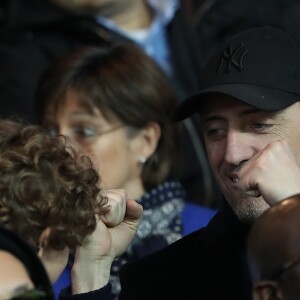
[45,122,125,140]
[97,124,125,137]
[10,287,48,300]
[266,255,300,280]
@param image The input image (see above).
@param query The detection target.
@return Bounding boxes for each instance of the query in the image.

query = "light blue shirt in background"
[96,0,179,75]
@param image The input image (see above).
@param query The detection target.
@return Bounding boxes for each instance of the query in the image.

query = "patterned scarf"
[110,180,185,299]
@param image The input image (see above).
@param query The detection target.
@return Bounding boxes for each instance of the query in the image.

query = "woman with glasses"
[36,43,187,299]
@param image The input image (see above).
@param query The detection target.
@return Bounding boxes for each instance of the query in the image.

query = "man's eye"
[205,128,226,138]
[251,123,273,131]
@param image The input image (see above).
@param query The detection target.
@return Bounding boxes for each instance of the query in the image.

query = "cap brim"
[174,84,300,121]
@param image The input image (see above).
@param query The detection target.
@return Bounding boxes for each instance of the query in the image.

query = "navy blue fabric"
[53,266,71,300]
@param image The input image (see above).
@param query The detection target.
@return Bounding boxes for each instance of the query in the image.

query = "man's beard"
[224,190,270,224]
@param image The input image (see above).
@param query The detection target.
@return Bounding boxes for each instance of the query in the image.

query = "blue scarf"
[110,180,185,299]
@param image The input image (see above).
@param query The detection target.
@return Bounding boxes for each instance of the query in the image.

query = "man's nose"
[224,131,254,166]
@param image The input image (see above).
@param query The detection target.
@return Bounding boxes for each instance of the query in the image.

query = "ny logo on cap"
[217,43,249,73]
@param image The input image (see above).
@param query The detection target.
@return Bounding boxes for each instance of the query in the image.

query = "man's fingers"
[110,199,143,257]
[124,199,143,222]
[238,176,261,198]
[99,189,127,227]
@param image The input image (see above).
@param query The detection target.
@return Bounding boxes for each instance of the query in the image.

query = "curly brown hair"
[0,119,106,251]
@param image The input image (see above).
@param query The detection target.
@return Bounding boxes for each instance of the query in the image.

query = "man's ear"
[253,281,284,300]
[136,122,161,161]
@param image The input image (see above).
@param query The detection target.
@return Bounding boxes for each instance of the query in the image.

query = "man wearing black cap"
[115,26,300,300]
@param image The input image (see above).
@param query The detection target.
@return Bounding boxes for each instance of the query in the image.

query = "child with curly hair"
[0,118,143,299]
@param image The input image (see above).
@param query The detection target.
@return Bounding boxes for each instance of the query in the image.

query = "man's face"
[201,95,300,223]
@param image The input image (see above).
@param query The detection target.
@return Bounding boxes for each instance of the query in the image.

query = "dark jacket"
[0,0,200,121]
[119,201,253,300]
[59,284,112,300]
[0,0,221,206]
[57,201,251,300]
[0,0,119,122]
[193,0,300,68]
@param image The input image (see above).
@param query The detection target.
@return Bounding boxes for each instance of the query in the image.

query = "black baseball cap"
[175,27,300,121]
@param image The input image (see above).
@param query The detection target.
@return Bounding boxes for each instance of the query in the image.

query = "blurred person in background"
[185,0,300,68]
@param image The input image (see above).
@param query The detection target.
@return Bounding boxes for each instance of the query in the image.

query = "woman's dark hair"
[36,43,181,191]
[0,225,54,299]
[0,119,107,251]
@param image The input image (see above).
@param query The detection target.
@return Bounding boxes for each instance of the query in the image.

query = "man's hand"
[237,139,300,205]
[71,189,143,294]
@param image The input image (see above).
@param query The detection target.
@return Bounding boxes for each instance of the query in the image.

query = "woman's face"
[42,91,145,199]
